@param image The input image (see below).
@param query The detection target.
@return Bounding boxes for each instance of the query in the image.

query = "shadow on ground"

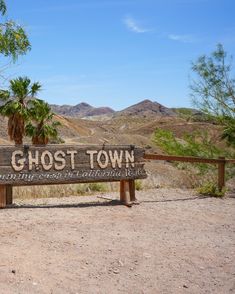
[4,194,226,210]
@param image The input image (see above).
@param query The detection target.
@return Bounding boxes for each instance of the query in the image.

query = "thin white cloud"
[123,16,150,33]
[168,34,196,43]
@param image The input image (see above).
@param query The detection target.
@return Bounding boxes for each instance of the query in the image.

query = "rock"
[143,253,151,258]
[113,268,120,274]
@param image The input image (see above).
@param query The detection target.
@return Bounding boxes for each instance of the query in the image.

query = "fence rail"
[143,153,234,191]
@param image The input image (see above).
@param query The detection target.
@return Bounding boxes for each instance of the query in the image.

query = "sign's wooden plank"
[0,165,147,185]
[0,144,143,152]
[0,161,145,172]
[0,145,147,186]
[0,145,145,167]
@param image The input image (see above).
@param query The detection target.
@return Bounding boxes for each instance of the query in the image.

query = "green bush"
[197,182,226,197]
[135,180,143,191]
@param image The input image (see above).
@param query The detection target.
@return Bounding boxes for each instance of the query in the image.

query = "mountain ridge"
[50,99,176,118]
[50,102,115,118]
[115,99,176,117]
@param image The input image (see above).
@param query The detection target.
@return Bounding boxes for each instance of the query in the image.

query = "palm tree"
[26,99,61,145]
[0,76,41,145]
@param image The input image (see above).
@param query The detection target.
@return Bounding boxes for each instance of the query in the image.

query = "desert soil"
[0,188,235,294]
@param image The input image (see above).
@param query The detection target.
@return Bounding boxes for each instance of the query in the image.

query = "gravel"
[0,188,234,294]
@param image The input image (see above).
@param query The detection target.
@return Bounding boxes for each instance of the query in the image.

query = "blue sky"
[4,0,235,110]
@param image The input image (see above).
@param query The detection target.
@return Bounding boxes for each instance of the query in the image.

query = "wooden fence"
[144,154,235,191]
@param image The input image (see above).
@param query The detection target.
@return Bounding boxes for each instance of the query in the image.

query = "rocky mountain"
[115,99,176,117]
[50,102,114,118]
[51,99,176,118]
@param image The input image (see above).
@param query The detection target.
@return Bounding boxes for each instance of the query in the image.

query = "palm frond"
[0,0,7,15]
[30,82,42,96]
[0,89,10,101]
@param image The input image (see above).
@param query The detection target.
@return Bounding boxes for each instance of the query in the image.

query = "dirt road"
[0,189,234,294]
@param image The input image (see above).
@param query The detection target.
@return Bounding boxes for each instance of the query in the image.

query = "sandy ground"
[0,188,235,294]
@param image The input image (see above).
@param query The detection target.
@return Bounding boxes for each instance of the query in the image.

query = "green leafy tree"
[153,128,227,174]
[0,0,30,62]
[26,99,61,145]
[0,76,41,145]
[190,44,235,147]
[153,128,223,159]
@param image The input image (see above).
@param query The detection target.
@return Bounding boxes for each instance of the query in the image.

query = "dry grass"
[13,182,120,200]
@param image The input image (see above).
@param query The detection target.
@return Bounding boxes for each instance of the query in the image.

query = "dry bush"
[13,182,120,200]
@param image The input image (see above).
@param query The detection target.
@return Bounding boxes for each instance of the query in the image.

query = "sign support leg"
[120,180,133,207]
[6,185,13,205]
[0,185,7,209]
[129,180,139,204]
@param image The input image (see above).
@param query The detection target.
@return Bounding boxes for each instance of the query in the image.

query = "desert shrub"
[76,184,89,195]
[87,182,107,193]
[75,183,107,194]
[197,182,226,197]
[226,163,235,180]
[174,108,194,121]
[174,108,216,123]
[135,180,143,191]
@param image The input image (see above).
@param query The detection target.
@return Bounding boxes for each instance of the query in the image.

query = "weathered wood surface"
[6,185,13,205]
[120,180,136,206]
[0,145,145,166]
[0,145,147,186]
[218,157,226,191]
[144,153,225,164]
[0,185,6,208]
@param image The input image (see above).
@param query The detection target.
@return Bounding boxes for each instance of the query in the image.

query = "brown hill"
[86,107,114,117]
[50,99,176,119]
[116,99,176,117]
[50,102,114,118]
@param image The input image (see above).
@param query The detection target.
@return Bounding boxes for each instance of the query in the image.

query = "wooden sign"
[0,145,147,186]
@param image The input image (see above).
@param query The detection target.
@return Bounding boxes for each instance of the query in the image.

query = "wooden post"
[0,185,7,208]
[120,180,126,203]
[120,180,132,207]
[6,185,13,205]
[129,180,139,204]
[218,157,226,192]
[120,180,138,206]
